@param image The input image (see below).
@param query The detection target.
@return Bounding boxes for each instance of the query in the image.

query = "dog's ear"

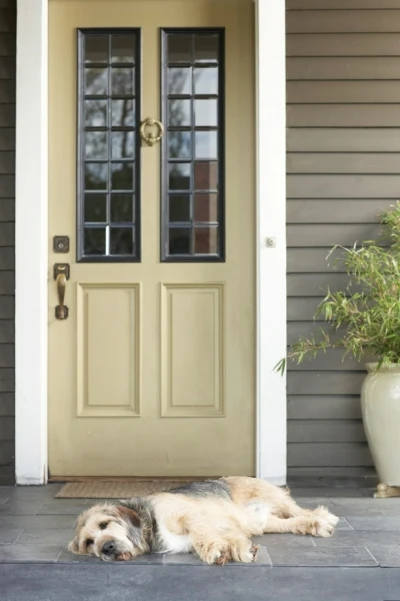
[67,537,80,554]
[116,505,141,528]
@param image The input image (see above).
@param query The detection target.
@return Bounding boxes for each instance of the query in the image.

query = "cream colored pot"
[361,363,400,498]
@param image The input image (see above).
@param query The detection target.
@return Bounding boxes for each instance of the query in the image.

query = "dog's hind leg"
[263,514,335,538]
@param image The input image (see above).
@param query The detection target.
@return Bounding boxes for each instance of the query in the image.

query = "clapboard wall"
[285,0,400,479]
[0,0,15,484]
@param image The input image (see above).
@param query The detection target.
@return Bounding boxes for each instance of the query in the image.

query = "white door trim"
[255,0,287,484]
[14,0,287,485]
[15,0,48,484]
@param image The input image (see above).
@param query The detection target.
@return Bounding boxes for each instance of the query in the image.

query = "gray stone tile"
[314,530,400,547]
[335,517,353,530]
[162,546,271,567]
[330,497,400,506]
[293,498,334,507]
[380,506,400,516]
[0,497,9,505]
[326,505,385,517]
[162,552,210,566]
[291,488,365,498]
[0,515,77,529]
[57,547,164,564]
[266,543,378,567]
[0,501,44,515]
[16,528,74,546]
[37,500,88,515]
[4,484,62,500]
[0,565,394,601]
[366,544,400,567]
[0,544,63,562]
[0,529,23,544]
[253,533,315,548]
[0,487,15,495]
[57,548,101,564]
[347,516,400,531]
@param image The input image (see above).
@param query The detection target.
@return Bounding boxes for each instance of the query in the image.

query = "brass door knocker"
[140,117,164,146]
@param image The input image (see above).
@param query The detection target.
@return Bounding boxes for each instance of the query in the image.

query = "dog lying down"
[68,476,339,565]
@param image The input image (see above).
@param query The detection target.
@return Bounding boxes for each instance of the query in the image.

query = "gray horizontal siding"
[0,0,14,482]
[287,57,400,80]
[288,128,400,151]
[286,10,400,33]
[287,1,400,8]
[287,224,381,246]
[287,82,400,103]
[287,33,400,56]
[285,1,398,479]
[287,155,400,174]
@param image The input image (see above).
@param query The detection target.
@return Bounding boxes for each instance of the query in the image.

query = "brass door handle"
[54,264,69,320]
[140,117,164,146]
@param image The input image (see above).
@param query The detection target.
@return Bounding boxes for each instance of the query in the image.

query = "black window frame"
[76,28,142,263]
[160,28,226,263]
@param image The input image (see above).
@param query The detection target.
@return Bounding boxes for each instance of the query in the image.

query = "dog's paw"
[313,506,339,528]
[251,544,259,562]
[199,543,225,565]
[310,517,335,538]
[215,551,230,566]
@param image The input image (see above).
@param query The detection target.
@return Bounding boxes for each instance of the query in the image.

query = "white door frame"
[14,0,286,485]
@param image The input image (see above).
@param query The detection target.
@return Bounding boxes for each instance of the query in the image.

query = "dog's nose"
[102,541,116,555]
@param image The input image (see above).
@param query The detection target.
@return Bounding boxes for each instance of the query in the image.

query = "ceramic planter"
[361,363,400,498]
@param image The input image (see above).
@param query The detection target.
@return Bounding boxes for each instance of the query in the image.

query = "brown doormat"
[56,480,195,499]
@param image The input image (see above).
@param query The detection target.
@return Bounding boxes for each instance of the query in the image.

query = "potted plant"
[275,202,400,498]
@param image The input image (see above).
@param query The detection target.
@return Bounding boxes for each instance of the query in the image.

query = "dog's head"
[68,503,145,561]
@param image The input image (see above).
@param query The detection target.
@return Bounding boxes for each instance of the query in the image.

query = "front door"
[48,0,255,477]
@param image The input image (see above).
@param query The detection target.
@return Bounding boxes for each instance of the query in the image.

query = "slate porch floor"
[0,483,400,600]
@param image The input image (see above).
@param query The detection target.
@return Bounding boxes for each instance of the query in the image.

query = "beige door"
[48,0,255,477]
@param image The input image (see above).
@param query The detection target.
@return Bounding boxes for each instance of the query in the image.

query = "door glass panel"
[84,194,107,222]
[168,163,191,190]
[112,68,135,94]
[85,163,107,190]
[78,30,141,261]
[85,131,108,160]
[162,29,224,260]
[110,227,135,255]
[84,227,106,255]
[85,35,108,63]
[194,99,217,127]
[112,99,135,127]
[194,35,219,63]
[194,67,218,95]
[85,99,107,127]
[111,35,135,63]
[169,194,191,222]
[168,35,192,62]
[110,194,134,223]
[168,99,191,127]
[169,228,192,255]
[195,131,217,159]
[111,131,135,159]
[194,193,218,223]
[168,131,191,159]
[194,226,218,254]
[167,67,192,95]
[85,68,108,95]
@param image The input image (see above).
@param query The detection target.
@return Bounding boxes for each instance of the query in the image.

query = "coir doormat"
[55,479,202,499]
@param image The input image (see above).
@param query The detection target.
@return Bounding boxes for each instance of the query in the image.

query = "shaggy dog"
[68,476,339,565]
